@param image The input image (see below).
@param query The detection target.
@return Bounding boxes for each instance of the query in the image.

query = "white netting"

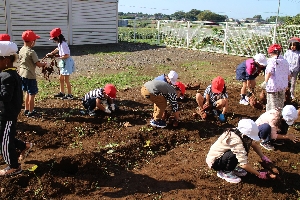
[158,21,300,57]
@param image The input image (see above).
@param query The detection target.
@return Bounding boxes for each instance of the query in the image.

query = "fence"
[118,20,300,57]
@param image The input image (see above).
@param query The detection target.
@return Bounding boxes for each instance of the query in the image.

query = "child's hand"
[110,104,115,111]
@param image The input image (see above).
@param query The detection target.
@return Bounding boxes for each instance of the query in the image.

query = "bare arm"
[36,61,47,68]
[50,48,58,55]
[264,72,271,82]
[240,141,265,176]
[276,134,299,143]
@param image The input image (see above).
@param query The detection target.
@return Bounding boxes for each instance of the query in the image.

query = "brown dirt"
[1,43,300,199]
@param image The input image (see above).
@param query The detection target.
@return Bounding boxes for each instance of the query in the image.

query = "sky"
[118,0,300,20]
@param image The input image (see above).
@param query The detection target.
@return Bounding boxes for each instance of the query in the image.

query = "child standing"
[47,28,75,100]
[261,44,290,111]
[0,35,33,176]
[195,76,228,122]
[284,37,300,99]
[206,119,276,183]
[235,53,267,105]
[19,30,47,117]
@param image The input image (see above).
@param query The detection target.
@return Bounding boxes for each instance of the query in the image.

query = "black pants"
[0,120,26,169]
[211,150,238,172]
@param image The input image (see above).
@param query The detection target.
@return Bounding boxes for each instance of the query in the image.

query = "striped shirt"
[83,88,106,101]
[144,80,179,112]
[203,85,228,106]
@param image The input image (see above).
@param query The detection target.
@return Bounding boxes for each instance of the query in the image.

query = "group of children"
[206,37,300,184]
[18,28,75,118]
[0,27,77,176]
[0,31,299,186]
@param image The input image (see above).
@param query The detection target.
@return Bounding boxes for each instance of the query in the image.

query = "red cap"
[49,28,62,39]
[268,44,282,54]
[0,34,10,41]
[175,81,186,95]
[104,84,117,99]
[211,76,225,93]
[288,37,300,43]
[22,30,40,41]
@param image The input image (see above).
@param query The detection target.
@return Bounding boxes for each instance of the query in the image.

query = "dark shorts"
[21,78,38,95]
[82,98,97,111]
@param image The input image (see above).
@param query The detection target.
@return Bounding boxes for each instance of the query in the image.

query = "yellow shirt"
[18,46,39,79]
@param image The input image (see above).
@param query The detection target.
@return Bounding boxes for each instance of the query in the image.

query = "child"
[47,28,75,100]
[261,44,290,111]
[154,70,178,85]
[235,53,267,105]
[195,76,228,122]
[141,80,182,128]
[255,105,299,150]
[19,30,47,117]
[82,84,117,116]
[206,119,275,183]
[284,37,300,99]
[0,35,33,176]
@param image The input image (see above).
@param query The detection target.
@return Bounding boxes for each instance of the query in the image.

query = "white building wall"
[1,0,118,47]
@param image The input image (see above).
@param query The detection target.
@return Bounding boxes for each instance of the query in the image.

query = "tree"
[171,11,186,20]
[185,9,202,21]
[253,15,262,20]
[197,10,226,22]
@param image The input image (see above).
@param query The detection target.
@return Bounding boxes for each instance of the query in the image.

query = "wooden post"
[4,0,12,39]
[68,0,73,45]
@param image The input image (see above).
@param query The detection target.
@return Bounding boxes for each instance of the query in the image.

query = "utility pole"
[272,0,280,44]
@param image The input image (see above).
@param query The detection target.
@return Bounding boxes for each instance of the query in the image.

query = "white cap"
[282,105,298,125]
[237,119,260,141]
[0,41,18,57]
[253,53,267,66]
[167,70,178,85]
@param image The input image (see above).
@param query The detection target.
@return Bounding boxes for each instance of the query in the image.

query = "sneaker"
[62,94,74,100]
[260,142,275,151]
[19,143,34,162]
[233,166,247,177]
[245,96,249,102]
[54,92,65,98]
[27,111,37,118]
[217,171,241,183]
[0,166,22,176]
[150,119,167,128]
[24,110,29,116]
[88,110,96,116]
[239,99,249,105]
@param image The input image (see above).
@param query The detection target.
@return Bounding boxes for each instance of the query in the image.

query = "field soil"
[1,43,300,199]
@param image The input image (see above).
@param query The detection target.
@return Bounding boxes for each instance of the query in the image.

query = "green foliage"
[197,10,226,22]
[37,70,152,101]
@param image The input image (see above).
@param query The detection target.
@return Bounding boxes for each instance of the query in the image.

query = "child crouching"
[206,119,276,183]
